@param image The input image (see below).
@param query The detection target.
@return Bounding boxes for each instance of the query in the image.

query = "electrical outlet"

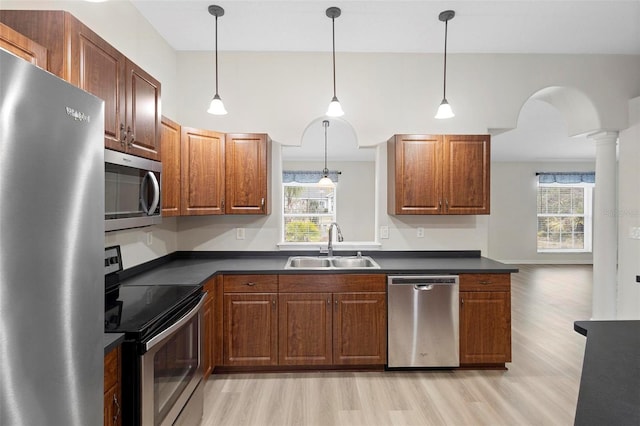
[146,231,152,246]
[236,228,245,240]
[380,226,389,239]
[417,227,425,238]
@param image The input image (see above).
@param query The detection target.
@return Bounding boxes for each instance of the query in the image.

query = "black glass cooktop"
[105,284,200,335]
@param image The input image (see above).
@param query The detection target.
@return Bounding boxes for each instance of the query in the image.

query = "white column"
[590,131,619,319]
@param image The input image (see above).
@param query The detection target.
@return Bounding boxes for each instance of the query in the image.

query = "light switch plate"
[629,227,640,239]
[380,226,389,239]
[417,227,425,238]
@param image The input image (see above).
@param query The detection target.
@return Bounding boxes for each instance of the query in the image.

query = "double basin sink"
[285,255,380,270]
[284,256,380,269]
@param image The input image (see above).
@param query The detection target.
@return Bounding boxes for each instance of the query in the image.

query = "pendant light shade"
[318,120,335,186]
[326,7,344,117]
[207,5,227,115]
[435,10,455,119]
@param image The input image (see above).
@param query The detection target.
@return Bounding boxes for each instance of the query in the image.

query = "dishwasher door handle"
[414,284,434,291]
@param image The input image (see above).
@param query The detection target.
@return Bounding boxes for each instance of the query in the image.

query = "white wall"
[489,162,595,264]
[617,97,640,319]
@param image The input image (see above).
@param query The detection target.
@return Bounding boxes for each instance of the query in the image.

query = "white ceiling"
[132,0,639,162]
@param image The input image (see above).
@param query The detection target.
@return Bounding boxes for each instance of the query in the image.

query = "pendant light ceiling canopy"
[318,120,335,186]
[326,7,344,117]
[435,10,455,119]
[207,4,227,115]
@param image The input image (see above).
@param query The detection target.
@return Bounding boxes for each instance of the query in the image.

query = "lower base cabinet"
[104,346,121,426]
[220,274,386,368]
[459,274,512,366]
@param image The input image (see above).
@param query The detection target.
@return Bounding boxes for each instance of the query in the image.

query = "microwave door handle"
[139,171,160,215]
[146,171,160,215]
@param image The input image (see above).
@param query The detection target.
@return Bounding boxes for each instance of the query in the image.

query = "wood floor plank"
[202,264,592,426]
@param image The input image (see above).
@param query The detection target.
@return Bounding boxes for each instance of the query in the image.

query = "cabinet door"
[223,293,278,366]
[333,292,387,365]
[180,127,225,215]
[442,135,490,214]
[0,22,48,69]
[125,59,161,160]
[225,134,271,215]
[202,289,214,380]
[459,291,511,365]
[160,116,181,217]
[388,134,443,214]
[278,293,332,365]
[104,347,121,426]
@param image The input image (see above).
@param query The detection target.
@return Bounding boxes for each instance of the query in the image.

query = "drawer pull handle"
[479,281,492,285]
[246,282,256,286]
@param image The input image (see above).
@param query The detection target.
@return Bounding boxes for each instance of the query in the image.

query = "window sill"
[277,241,382,251]
[537,250,593,254]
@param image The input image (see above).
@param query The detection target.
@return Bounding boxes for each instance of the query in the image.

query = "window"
[537,181,594,252]
[283,183,336,242]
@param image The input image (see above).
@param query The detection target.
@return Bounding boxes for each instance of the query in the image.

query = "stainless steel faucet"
[327,222,344,257]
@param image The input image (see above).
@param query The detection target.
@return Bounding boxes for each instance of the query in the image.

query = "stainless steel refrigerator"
[0,49,105,425]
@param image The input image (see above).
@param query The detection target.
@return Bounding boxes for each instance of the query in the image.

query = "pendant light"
[318,120,335,186]
[435,10,455,119]
[326,7,344,117]
[207,5,227,115]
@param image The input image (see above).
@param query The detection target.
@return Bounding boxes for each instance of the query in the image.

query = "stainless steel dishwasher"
[387,275,460,368]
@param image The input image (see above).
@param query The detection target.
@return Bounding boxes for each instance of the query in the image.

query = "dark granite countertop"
[574,320,640,426]
[118,250,518,287]
[104,333,125,356]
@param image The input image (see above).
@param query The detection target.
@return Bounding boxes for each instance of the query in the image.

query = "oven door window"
[152,313,199,425]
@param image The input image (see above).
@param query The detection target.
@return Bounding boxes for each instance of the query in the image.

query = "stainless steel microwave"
[105,149,162,232]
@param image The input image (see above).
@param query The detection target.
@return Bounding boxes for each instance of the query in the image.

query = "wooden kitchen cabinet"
[180,127,225,216]
[179,129,271,216]
[0,22,48,69]
[202,277,216,380]
[225,134,271,215]
[387,134,490,215]
[0,10,161,161]
[278,274,387,366]
[222,275,278,366]
[160,116,181,217]
[104,345,122,426]
[278,292,333,365]
[459,274,511,366]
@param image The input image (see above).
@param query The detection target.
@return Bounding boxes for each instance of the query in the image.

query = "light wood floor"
[202,265,593,426]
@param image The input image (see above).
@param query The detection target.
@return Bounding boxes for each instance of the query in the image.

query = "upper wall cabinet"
[0,10,161,161]
[0,22,48,69]
[225,134,271,215]
[160,116,181,217]
[178,129,272,216]
[388,134,490,215]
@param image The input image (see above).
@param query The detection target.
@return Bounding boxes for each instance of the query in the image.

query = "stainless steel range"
[104,246,205,426]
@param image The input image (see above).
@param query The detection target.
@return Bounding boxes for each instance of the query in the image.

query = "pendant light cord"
[215,14,219,95]
[323,120,329,173]
[332,16,337,98]
[442,18,448,99]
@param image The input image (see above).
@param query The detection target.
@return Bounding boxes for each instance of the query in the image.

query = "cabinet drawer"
[459,274,510,291]
[224,274,278,292]
[104,346,120,391]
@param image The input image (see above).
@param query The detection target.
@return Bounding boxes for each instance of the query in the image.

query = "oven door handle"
[144,293,206,352]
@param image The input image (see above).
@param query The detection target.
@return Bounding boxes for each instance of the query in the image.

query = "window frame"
[281,181,338,244]
[536,181,594,253]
